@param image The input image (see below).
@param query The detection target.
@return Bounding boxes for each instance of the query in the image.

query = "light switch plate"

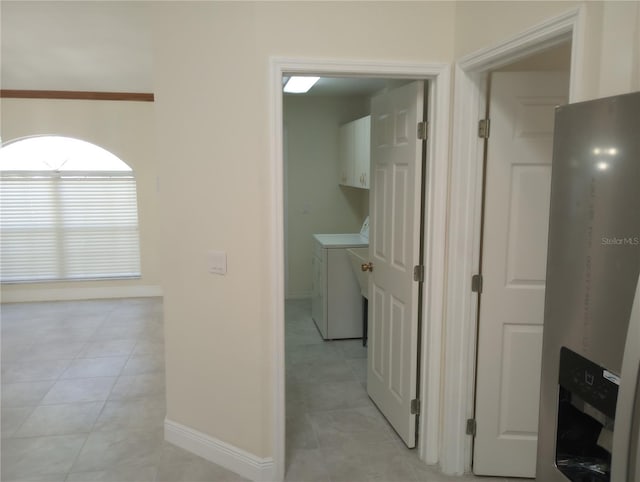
[208,250,227,275]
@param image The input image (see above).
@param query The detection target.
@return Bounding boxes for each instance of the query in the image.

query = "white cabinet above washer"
[338,115,371,189]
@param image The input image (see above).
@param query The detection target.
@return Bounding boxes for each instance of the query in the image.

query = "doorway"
[283,77,383,476]
[283,75,423,469]
[270,60,451,481]
[472,42,571,478]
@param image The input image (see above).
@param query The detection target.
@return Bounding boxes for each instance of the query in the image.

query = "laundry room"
[282,76,428,473]
[283,77,372,302]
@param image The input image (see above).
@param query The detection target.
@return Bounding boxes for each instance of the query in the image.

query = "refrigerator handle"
[612,273,640,481]
[629,364,640,481]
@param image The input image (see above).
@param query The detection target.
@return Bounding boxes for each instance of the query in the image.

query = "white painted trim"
[0,284,163,303]
[165,419,274,482]
[269,57,287,482]
[418,65,451,466]
[441,6,583,476]
[458,6,583,104]
[567,6,586,103]
[270,58,452,481]
[441,67,487,476]
[458,8,577,71]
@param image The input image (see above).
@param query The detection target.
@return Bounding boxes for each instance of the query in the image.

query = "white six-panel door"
[367,81,424,448]
[473,71,569,476]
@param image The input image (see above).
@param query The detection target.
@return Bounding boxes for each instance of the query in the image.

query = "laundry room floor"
[284,298,524,482]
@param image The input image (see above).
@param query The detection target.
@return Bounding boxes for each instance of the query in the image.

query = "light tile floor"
[1,297,522,482]
[1,298,247,482]
[284,299,522,482]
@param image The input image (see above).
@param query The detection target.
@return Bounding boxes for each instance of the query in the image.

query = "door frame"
[269,59,451,481]
[441,6,585,475]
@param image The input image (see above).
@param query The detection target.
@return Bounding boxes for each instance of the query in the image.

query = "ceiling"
[1,1,154,92]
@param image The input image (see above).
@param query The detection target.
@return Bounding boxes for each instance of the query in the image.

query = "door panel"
[506,165,551,285]
[473,71,569,477]
[367,81,424,448]
[499,323,543,435]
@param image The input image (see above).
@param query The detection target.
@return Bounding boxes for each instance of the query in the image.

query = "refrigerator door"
[611,274,640,481]
[537,91,640,481]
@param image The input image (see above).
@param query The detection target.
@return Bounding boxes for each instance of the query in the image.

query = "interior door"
[367,81,424,448]
[473,71,569,476]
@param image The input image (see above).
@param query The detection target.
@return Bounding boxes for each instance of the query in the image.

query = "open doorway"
[283,75,423,477]
[270,60,451,481]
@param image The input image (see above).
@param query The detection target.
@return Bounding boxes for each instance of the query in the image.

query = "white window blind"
[1,171,141,282]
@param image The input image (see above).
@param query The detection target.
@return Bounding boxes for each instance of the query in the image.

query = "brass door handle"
[361,262,373,272]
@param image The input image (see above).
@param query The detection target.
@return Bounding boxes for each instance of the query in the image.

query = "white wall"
[596,1,640,97]
[0,98,161,302]
[284,94,369,299]
[152,0,455,460]
[151,0,640,469]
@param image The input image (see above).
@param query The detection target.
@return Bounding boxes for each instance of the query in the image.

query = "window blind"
[0,171,141,283]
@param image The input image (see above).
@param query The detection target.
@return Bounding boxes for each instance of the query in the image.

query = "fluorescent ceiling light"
[284,76,320,93]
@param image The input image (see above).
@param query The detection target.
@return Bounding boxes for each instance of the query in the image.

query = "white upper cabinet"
[338,120,356,186]
[338,115,370,189]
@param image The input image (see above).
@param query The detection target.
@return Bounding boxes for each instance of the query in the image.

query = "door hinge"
[417,121,429,140]
[478,118,491,139]
[413,265,425,282]
[471,274,483,293]
[466,418,477,436]
[411,399,421,415]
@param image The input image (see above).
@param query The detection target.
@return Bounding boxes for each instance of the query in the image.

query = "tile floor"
[1,296,520,482]
[284,299,521,482]
[1,298,247,482]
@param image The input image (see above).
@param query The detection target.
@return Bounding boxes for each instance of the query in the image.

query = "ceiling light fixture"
[283,76,320,94]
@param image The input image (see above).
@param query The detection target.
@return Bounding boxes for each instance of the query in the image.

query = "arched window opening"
[0,136,141,283]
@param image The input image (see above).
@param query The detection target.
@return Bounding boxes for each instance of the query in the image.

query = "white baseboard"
[164,418,275,482]
[0,285,163,303]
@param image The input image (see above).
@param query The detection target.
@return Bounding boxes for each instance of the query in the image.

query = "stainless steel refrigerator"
[537,91,640,481]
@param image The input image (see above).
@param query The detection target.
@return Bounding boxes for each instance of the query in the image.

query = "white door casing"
[473,71,569,477]
[271,58,451,482]
[367,81,424,448]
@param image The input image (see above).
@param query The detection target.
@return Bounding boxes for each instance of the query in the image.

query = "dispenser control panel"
[558,347,619,419]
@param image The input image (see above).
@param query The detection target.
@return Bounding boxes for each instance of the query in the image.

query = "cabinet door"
[355,116,371,189]
[338,121,355,186]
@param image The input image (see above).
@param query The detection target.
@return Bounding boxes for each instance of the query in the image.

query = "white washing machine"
[311,218,369,339]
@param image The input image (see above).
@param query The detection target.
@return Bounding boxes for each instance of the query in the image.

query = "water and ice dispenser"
[555,348,618,481]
